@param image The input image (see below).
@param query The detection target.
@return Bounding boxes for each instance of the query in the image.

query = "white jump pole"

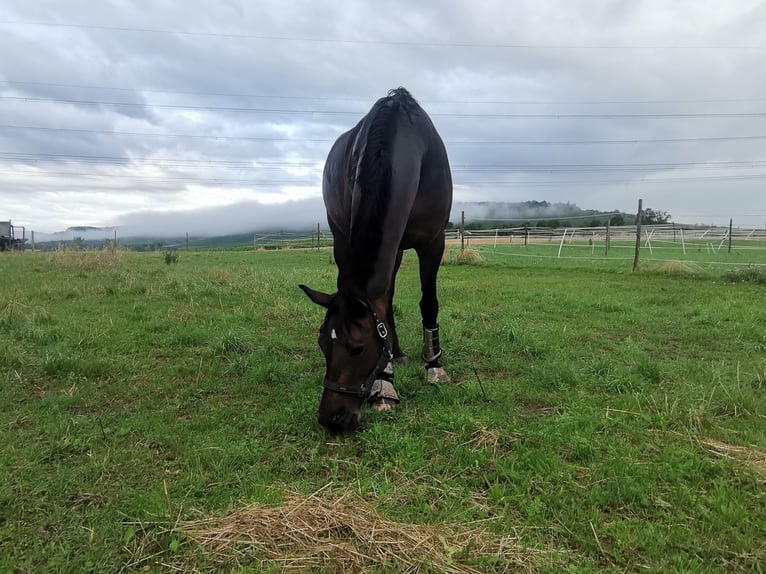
[557,229,568,258]
[644,228,655,254]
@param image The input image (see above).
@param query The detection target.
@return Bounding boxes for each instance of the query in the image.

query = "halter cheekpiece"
[321,298,394,399]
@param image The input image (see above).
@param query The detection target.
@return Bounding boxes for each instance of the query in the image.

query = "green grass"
[1,248,764,572]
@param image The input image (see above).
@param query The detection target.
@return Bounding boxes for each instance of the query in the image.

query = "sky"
[1,0,765,236]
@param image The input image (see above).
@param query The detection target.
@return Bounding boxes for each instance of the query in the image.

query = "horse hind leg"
[417,236,450,384]
[422,324,449,383]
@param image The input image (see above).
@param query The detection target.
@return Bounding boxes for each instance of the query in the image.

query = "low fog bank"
[35,199,603,242]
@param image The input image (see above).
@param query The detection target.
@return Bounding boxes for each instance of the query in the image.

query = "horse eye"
[349,346,364,356]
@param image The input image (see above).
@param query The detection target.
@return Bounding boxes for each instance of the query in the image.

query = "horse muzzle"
[317,402,362,433]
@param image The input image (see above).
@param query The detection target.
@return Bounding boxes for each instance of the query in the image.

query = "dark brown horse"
[300,87,452,432]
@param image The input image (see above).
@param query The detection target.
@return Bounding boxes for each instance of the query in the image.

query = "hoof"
[368,379,399,412]
[394,354,410,366]
[425,366,450,384]
[370,397,398,411]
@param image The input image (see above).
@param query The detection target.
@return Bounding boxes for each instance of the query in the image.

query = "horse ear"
[298,284,335,308]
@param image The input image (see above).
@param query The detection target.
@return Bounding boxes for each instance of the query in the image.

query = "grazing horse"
[300,87,453,432]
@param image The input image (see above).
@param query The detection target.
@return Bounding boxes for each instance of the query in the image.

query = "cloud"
[112,197,326,237]
[1,0,765,233]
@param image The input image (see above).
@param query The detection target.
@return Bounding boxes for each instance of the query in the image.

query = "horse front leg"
[387,248,408,365]
[370,249,405,412]
[417,235,450,384]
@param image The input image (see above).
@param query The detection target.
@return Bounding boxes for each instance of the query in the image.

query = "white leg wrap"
[369,379,399,411]
[422,325,443,365]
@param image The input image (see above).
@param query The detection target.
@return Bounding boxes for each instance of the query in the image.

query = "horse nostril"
[318,407,359,433]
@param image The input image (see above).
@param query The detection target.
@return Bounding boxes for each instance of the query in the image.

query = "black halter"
[321,299,394,399]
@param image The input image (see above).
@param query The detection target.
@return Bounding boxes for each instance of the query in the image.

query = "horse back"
[322,89,452,293]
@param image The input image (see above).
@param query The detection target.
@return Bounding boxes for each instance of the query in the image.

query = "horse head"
[299,284,392,432]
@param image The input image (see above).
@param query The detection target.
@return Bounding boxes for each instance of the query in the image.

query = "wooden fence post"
[460,211,465,251]
[605,220,610,256]
[632,199,643,272]
[728,218,733,253]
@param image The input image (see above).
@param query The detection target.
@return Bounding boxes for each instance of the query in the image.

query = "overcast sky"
[1,1,765,235]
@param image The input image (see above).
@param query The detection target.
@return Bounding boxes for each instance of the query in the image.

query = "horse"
[299,87,453,432]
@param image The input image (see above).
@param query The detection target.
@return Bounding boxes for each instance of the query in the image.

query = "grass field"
[1,248,764,572]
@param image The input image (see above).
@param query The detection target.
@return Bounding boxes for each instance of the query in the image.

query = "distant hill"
[32,201,632,250]
[34,226,119,243]
[451,200,629,228]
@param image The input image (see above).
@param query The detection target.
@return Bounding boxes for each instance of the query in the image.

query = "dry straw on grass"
[442,248,484,266]
[45,247,126,270]
[179,489,541,573]
[656,260,700,276]
[701,439,766,480]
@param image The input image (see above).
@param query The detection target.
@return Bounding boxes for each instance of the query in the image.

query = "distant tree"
[609,214,625,226]
[154,240,164,251]
[70,236,84,251]
[587,219,602,227]
[642,208,671,224]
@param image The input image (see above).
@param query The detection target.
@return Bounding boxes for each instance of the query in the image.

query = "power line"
[1,20,763,50]
[0,80,368,104]
[0,124,328,143]
[4,80,766,106]
[4,151,766,173]
[0,151,320,168]
[3,96,766,118]
[3,124,766,146]
[453,161,766,172]
[0,169,314,186]
[461,173,766,186]
[5,168,766,186]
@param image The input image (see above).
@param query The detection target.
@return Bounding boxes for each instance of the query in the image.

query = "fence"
[253,230,332,250]
[454,223,766,246]
[248,222,766,268]
[25,220,766,268]
[450,223,766,268]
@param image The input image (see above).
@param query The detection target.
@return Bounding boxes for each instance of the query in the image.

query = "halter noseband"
[321,299,394,399]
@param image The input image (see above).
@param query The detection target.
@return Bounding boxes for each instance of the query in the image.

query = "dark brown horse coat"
[301,88,452,432]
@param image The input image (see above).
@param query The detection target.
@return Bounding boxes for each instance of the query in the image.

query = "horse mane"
[346,88,418,292]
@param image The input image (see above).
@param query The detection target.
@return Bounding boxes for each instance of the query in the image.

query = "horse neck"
[334,92,423,309]
[336,283,390,332]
